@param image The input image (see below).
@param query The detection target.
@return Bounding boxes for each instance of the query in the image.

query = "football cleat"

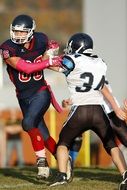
[36,157,50,180]
[49,172,67,187]
[119,170,127,190]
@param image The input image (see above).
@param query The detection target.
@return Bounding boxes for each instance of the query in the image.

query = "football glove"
[47,40,59,57]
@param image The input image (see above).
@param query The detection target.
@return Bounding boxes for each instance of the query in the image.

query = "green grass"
[0,166,121,190]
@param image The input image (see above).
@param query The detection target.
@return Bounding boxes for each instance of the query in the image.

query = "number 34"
[75,72,105,92]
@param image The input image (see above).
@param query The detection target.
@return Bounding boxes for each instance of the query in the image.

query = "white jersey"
[62,54,107,105]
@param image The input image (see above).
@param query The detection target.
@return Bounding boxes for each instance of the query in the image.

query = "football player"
[49,33,127,190]
[63,88,127,167]
[0,14,62,179]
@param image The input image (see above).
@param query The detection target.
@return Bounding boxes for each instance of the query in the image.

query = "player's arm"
[103,79,120,109]
[101,85,126,121]
[44,40,75,73]
[43,39,63,72]
[62,98,72,109]
[46,40,59,57]
[5,56,62,74]
[49,55,75,74]
[123,99,127,124]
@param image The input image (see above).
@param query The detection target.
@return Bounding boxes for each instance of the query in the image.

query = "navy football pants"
[18,89,51,140]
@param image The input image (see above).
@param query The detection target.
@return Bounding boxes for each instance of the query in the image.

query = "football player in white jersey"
[63,82,127,166]
[49,33,127,189]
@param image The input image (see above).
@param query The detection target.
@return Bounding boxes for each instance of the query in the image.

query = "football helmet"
[64,33,93,55]
[10,14,36,44]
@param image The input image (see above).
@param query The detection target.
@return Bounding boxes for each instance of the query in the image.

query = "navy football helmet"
[10,14,36,44]
[64,33,93,55]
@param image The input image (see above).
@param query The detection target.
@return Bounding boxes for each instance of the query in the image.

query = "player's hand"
[48,40,59,49]
[49,56,62,67]
[114,107,127,121]
[62,98,72,108]
[47,40,59,56]
[123,99,127,111]
[62,99,69,108]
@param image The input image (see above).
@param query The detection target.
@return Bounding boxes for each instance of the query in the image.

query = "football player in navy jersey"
[0,14,62,179]
[49,33,127,189]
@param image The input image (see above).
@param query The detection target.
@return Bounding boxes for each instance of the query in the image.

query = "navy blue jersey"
[0,32,48,99]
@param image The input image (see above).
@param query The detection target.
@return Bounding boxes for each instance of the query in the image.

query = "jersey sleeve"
[0,41,16,60]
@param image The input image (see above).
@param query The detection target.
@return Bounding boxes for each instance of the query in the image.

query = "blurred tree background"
[0,0,82,51]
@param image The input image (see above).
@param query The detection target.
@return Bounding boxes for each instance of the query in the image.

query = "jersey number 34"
[75,72,105,92]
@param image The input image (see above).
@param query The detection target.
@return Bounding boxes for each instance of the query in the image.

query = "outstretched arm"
[5,56,62,74]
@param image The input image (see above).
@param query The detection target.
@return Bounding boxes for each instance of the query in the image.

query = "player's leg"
[50,106,87,186]
[108,112,127,190]
[38,119,74,181]
[38,120,56,156]
[18,89,51,179]
[66,135,83,183]
[109,111,127,147]
[62,98,83,163]
[93,109,127,190]
[37,119,57,179]
[63,100,83,180]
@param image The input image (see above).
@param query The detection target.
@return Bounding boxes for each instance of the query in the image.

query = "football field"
[0,167,120,190]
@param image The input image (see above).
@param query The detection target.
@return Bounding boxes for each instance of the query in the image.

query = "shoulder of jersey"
[34,32,48,41]
[0,39,16,48]
[0,39,17,50]
[98,58,107,72]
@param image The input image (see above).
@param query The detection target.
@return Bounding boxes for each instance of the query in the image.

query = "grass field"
[0,166,121,190]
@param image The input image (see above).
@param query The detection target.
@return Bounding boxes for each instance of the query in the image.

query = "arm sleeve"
[16,58,50,74]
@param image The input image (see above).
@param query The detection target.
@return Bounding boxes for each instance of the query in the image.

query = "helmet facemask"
[64,41,73,55]
[10,19,36,44]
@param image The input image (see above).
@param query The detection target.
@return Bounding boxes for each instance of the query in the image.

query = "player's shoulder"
[92,55,107,70]
[98,57,107,70]
[0,39,17,59]
[34,32,48,43]
[63,53,81,62]
[0,39,16,49]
